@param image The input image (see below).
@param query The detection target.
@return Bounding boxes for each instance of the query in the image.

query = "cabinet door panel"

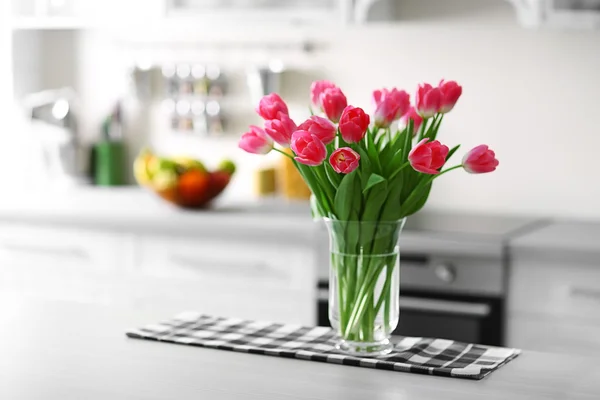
[509,258,600,322]
[0,224,130,305]
[137,236,315,293]
[508,314,600,356]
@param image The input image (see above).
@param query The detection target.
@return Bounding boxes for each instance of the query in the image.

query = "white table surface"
[0,297,598,400]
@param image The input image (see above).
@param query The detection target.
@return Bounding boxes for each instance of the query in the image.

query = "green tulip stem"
[273,148,294,159]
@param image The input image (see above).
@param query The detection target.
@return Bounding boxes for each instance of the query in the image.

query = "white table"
[0,297,598,400]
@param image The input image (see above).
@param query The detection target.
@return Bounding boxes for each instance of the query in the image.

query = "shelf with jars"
[161,63,228,137]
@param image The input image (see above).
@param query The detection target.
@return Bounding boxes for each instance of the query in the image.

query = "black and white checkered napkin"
[126,312,520,380]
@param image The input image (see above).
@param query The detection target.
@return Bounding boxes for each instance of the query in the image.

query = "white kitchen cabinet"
[509,258,600,322]
[133,235,316,325]
[164,0,353,26]
[0,222,316,325]
[10,0,166,30]
[507,221,600,355]
[508,314,600,356]
[0,223,134,305]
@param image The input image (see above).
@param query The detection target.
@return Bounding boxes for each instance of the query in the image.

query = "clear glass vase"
[324,218,406,357]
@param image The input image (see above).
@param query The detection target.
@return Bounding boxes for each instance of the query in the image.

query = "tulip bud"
[320,87,348,123]
[462,145,499,174]
[264,114,297,148]
[372,88,410,128]
[310,80,337,109]
[415,83,442,118]
[290,130,327,166]
[438,80,462,114]
[408,138,449,174]
[257,93,289,120]
[239,125,273,155]
[329,147,360,174]
[339,106,370,143]
[297,116,337,145]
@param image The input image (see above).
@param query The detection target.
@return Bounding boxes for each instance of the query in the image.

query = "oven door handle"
[400,296,491,318]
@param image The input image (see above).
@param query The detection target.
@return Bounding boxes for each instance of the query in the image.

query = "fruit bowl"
[134,149,235,209]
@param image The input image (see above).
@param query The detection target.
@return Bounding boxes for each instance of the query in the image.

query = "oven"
[316,252,506,346]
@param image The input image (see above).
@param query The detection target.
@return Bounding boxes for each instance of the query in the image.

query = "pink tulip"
[256,93,289,120]
[415,83,442,118]
[239,125,273,155]
[438,80,462,114]
[291,130,327,166]
[320,87,348,123]
[462,145,499,174]
[398,107,424,136]
[264,114,297,147]
[408,138,449,174]
[339,106,370,143]
[297,116,337,145]
[310,80,337,108]
[372,88,410,128]
[329,147,360,174]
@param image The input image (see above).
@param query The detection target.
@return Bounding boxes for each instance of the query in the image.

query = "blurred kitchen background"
[1,0,598,216]
[2,0,600,357]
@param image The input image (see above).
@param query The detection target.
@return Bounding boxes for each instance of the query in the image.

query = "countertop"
[510,220,600,261]
[0,186,544,257]
[0,187,316,240]
[1,297,598,400]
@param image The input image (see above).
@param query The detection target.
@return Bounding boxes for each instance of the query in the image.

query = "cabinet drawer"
[508,314,600,356]
[136,235,315,292]
[0,224,131,304]
[0,224,126,272]
[509,258,600,321]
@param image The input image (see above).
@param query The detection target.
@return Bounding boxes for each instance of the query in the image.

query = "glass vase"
[324,218,406,357]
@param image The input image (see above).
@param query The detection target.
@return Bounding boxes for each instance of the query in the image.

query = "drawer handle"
[169,254,287,280]
[569,287,600,302]
[0,243,89,260]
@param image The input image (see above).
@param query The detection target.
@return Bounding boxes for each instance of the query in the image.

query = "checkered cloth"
[126,312,520,380]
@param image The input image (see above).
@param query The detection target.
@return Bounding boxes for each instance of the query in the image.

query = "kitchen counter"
[0,187,315,240]
[1,297,598,400]
[0,186,544,257]
[510,220,600,262]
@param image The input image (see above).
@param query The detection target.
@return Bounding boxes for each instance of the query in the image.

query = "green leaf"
[403,183,432,217]
[384,148,405,176]
[355,145,372,189]
[446,144,461,162]
[380,173,404,221]
[334,171,358,221]
[363,173,386,194]
[324,161,342,189]
[295,162,331,216]
[361,181,388,221]
[366,131,382,174]
[389,161,410,181]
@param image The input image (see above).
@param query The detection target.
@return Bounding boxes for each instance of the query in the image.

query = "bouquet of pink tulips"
[239,80,499,354]
[239,80,498,220]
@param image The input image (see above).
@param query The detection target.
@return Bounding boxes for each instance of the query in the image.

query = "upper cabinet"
[508,0,600,29]
[355,0,600,29]
[9,0,166,30]
[10,0,353,30]
[10,0,600,30]
[164,0,353,26]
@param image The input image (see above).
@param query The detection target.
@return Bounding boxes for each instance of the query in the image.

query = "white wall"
[309,1,600,218]
[12,0,600,219]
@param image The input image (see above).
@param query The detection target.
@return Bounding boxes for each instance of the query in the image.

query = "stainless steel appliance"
[22,88,88,186]
[316,211,546,346]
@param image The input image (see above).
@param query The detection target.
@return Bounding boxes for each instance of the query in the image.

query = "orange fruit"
[178,170,211,207]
